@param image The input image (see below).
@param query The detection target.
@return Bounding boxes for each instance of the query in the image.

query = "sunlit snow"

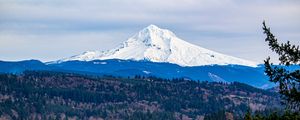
[57,25,258,67]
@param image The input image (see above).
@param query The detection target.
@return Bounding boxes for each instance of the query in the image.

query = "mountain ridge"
[0,59,273,89]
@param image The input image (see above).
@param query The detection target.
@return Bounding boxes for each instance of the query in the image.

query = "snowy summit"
[56,25,258,67]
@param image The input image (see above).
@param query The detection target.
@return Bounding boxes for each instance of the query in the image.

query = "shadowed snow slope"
[57,25,257,67]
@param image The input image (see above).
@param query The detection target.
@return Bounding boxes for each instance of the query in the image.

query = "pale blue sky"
[0,0,299,63]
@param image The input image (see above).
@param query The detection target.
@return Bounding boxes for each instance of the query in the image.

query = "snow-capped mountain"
[56,25,258,67]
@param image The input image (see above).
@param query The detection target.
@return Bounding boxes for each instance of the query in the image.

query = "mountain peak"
[146,24,160,30]
[56,25,258,67]
[136,25,176,42]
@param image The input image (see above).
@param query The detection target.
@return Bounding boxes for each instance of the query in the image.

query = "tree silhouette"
[263,21,300,111]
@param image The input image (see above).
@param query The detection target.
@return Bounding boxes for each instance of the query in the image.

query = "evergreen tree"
[244,110,252,120]
[262,21,300,111]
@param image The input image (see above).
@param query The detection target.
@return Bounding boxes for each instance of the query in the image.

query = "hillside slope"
[0,71,281,120]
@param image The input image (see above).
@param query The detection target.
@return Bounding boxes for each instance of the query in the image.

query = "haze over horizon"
[0,0,299,63]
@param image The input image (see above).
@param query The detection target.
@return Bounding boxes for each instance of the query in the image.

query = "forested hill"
[0,71,280,120]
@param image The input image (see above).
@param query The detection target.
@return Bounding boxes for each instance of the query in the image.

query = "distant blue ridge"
[1,59,297,89]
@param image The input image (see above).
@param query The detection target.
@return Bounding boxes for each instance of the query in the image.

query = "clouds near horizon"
[0,0,299,63]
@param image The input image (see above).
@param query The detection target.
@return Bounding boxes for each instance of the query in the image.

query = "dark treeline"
[0,71,280,120]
